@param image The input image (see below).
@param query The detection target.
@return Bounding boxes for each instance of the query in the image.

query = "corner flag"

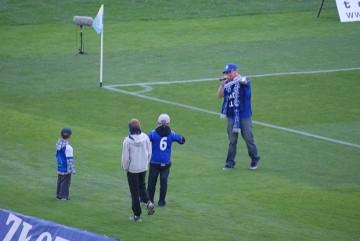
[93,4,104,87]
[92,4,104,34]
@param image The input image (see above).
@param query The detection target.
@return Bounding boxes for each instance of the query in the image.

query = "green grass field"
[1,1,360,241]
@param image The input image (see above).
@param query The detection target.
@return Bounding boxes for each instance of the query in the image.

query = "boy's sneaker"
[223,165,234,170]
[56,197,70,201]
[146,201,155,215]
[129,215,142,222]
[139,198,147,206]
[158,201,167,207]
[248,160,259,170]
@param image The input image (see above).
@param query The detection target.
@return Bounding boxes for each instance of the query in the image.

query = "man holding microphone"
[217,63,260,171]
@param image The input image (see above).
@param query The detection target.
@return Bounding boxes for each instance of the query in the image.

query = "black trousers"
[127,171,150,216]
[57,174,71,199]
[147,163,171,204]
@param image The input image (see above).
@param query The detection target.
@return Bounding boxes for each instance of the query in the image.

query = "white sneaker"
[129,215,142,222]
[223,165,234,170]
[146,201,155,215]
[248,160,259,170]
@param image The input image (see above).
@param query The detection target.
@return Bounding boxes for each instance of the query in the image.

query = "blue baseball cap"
[60,128,72,138]
[223,63,238,74]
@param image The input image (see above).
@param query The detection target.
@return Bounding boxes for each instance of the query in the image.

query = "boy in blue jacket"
[147,114,185,207]
[55,128,75,200]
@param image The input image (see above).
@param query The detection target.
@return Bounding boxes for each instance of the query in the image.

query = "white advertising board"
[336,0,360,22]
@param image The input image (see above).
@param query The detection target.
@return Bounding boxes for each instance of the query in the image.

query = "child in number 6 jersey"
[147,114,185,207]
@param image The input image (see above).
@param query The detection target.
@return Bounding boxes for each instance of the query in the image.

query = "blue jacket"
[238,80,252,118]
[225,79,252,119]
[148,125,185,165]
[56,139,75,175]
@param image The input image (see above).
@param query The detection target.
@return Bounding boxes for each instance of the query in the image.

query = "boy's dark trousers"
[147,163,171,204]
[57,174,71,199]
[127,171,150,216]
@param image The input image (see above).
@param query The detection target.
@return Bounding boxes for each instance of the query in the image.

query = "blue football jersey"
[148,126,184,165]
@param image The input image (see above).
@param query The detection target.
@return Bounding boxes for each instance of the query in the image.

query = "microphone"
[73,16,94,27]
[219,77,227,81]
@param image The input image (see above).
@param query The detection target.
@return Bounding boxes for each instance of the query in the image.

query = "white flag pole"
[92,4,104,87]
[99,4,104,88]
[100,20,104,87]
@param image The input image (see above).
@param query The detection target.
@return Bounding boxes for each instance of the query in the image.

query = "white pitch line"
[103,67,360,149]
[105,67,360,88]
[253,121,360,148]
[103,85,218,115]
[250,67,360,78]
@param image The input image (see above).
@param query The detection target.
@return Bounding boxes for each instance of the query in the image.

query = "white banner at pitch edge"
[335,0,360,22]
[0,209,120,241]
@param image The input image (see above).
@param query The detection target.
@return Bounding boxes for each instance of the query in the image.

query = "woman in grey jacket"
[121,118,155,222]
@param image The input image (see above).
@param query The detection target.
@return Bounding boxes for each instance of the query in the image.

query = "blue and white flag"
[0,209,120,241]
[92,4,104,34]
